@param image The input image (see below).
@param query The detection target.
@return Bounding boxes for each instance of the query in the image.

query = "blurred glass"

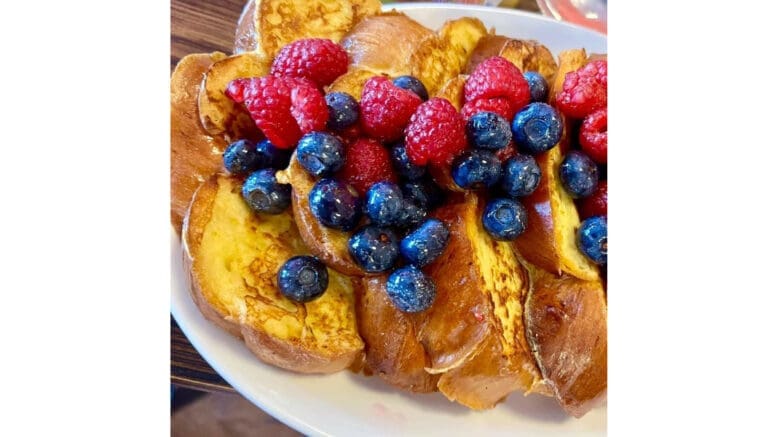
[535,0,607,34]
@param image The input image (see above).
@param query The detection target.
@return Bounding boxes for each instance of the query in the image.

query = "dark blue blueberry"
[401,179,444,211]
[523,72,549,103]
[451,149,502,190]
[466,112,511,150]
[308,178,362,231]
[256,139,292,170]
[223,139,263,175]
[386,265,436,313]
[400,218,450,267]
[277,256,329,302]
[482,198,528,241]
[391,143,426,181]
[559,150,599,198]
[392,75,429,101]
[577,215,607,265]
[399,201,427,229]
[348,226,400,273]
[365,181,404,227]
[501,154,542,197]
[325,92,360,131]
[296,132,346,177]
[511,102,563,155]
[241,169,291,215]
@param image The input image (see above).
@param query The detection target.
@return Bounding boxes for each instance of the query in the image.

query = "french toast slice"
[197,52,270,142]
[171,52,228,234]
[276,152,364,277]
[183,175,364,373]
[523,264,607,417]
[434,74,468,111]
[325,66,380,101]
[465,35,558,83]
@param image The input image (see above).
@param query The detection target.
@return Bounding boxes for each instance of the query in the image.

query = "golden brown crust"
[550,49,588,100]
[438,17,489,70]
[350,0,382,24]
[465,35,558,83]
[524,266,607,417]
[171,52,229,234]
[434,74,468,111]
[325,66,382,101]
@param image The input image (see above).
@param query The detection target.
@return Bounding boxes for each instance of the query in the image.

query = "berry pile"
[221,36,608,310]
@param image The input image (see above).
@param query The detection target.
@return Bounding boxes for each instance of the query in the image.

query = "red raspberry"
[336,138,397,196]
[577,180,607,219]
[360,76,422,142]
[226,76,327,149]
[270,38,348,88]
[464,57,530,114]
[460,97,514,122]
[405,98,467,167]
[579,108,607,164]
[556,60,607,119]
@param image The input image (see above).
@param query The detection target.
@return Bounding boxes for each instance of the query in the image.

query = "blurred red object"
[536,0,607,34]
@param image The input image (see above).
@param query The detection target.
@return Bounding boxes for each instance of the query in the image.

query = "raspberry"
[464,57,530,114]
[460,97,514,122]
[579,108,607,164]
[226,76,327,149]
[556,60,607,119]
[360,76,422,142]
[336,138,398,196]
[577,180,607,219]
[405,98,468,167]
[270,38,348,88]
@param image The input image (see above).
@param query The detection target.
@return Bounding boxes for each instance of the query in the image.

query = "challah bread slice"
[183,175,364,373]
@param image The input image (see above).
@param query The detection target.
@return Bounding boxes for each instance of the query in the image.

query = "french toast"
[183,174,364,373]
[170,52,228,234]
[465,35,558,83]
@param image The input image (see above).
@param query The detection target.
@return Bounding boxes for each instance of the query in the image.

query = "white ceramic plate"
[171,4,607,436]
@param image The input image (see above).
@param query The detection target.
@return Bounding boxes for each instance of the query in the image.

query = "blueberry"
[577,215,607,265]
[401,179,444,211]
[348,226,400,273]
[223,139,263,175]
[390,143,426,181]
[392,75,429,101]
[256,139,292,170]
[523,72,549,103]
[400,218,450,267]
[308,178,362,231]
[365,181,404,226]
[511,102,563,155]
[482,198,528,241]
[241,169,291,215]
[399,201,427,228]
[451,149,502,189]
[296,132,346,177]
[501,154,542,197]
[277,256,329,303]
[466,112,511,150]
[325,92,360,131]
[559,150,599,198]
[386,265,436,313]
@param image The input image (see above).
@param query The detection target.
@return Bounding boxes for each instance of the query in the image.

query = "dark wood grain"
[171,316,235,392]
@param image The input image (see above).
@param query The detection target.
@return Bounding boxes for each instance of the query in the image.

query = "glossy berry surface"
[296,132,346,177]
[523,71,549,103]
[390,143,426,181]
[256,139,292,170]
[308,178,362,231]
[270,38,348,88]
[464,56,530,113]
[325,92,359,131]
[560,150,599,198]
[223,139,263,175]
[336,138,398,196]
[511,102,563,155]
[347,226,400,273]
[451,149,502,189]
[466,112,511,150]
[578,180,607,219]
[365,181,404,227]
[482,198,528,241]
[501,154,542,197]
[241,169,291,215]
[386,265,436,313]
[401,179,444,211]
[579,108,607,164]
[277,256,329,303]
[399,201,427,228]
[393,75,429,101]
[404,98,467,166]
[577,215,607,265]
[556,60,607,119]
[400,218,450,267]
[360,76,422,141]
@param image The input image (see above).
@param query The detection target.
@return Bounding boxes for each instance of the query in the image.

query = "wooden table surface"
[170,0,542,394]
